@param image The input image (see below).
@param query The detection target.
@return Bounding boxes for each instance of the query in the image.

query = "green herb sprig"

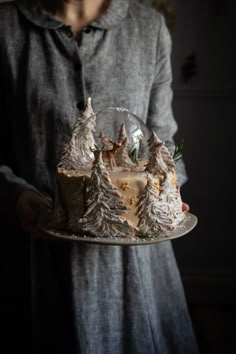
[173,139,184,162]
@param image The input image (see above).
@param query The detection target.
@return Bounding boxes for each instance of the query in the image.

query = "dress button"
[66,30,73,38]
[63,26,73,38]
[84,27,91,34]
[77,101,84,110]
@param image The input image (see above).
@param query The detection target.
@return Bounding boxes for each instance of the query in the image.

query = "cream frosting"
[48,182,67,229]
[67,176,87,233]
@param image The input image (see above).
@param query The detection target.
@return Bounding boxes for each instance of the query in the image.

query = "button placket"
[57,26,85,113]
[73,46,85,112]
[77,30,97,101]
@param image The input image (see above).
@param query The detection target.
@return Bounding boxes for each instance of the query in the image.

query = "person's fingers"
[18,203,37,232]
[16,190,53,232]
[182,202,190,212]
[29,194,53,211]
[31,197,54,226]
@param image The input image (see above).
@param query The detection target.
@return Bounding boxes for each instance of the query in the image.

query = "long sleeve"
[0,84,37,214]
[147,15,187,187]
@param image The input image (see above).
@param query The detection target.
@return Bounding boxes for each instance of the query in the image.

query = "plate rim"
[39,212,198,246]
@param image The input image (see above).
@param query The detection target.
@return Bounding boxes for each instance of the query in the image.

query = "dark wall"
[170,0,236,304]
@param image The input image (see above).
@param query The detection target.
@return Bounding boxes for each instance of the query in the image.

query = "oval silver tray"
[39,212,198,246]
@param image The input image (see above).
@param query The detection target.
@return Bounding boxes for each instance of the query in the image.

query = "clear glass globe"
[90,107,151,162]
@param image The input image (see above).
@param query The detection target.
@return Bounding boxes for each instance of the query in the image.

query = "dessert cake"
[50,98,185,238]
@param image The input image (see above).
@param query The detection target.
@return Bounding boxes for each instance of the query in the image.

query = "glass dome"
[90,107,151,163]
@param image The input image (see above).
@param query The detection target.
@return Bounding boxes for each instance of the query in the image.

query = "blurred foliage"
[173,139,184,163]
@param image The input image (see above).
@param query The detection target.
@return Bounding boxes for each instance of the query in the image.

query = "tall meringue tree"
[145,133,168,177]
[82,152,135,238]
[137,174,174,234]
[114,123,136,168]
[147,132,175,173]
[58,97,96,170]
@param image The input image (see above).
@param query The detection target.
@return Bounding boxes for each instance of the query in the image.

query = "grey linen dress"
[0,0,198,353]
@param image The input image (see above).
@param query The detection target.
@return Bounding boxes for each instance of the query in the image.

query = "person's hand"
[182,202,190,212]
[16,190,53,234]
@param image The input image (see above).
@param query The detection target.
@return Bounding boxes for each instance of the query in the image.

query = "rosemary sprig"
[136,233,157,239]
[136,233,150,239]
[173,139,184,162]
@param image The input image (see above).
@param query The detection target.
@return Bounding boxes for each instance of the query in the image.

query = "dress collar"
[16,0,130,30]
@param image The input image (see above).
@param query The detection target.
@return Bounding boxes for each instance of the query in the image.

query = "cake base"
[39,212,197,246]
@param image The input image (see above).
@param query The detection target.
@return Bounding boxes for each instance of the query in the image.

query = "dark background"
[170,0,236,305]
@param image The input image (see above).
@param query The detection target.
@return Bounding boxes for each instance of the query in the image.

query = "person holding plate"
[0,0,198,353]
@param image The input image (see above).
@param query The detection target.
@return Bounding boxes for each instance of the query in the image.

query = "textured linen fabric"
[0,0,198,353]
